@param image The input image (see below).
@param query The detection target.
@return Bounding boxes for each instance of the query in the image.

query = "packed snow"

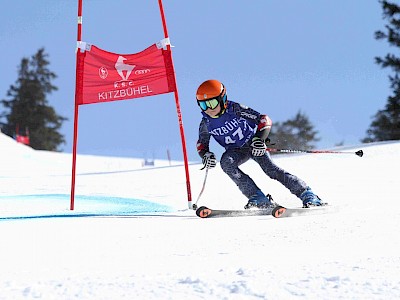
[0,132,399,299]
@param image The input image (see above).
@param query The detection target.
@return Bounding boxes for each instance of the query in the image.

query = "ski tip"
[272,206,287,218]
[195,206,212,218]
[355,150,363,157]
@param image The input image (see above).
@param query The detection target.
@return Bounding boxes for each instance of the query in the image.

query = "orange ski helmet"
[196,79,228,113]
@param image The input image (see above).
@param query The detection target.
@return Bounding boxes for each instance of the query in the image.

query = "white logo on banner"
[114,56,135,88]
[99,66,108,79]
[115,56,135,81]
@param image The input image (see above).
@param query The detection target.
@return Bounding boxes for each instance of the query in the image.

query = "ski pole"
[266,148,363,157]
[192,168,209,210]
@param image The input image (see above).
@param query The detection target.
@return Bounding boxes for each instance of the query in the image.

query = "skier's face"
[203,103,221,118]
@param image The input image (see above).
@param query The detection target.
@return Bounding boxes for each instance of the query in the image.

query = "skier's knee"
[220,156,235,174]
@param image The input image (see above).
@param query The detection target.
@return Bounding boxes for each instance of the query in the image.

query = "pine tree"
[363,0,400,142]
[0,48,67,151]
[269,111,320,151]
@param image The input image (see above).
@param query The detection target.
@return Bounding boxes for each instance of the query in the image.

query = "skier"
[196,79,323,209]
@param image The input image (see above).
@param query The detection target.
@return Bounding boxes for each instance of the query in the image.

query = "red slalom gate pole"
[158,0,193,208]
[70,0,84,210]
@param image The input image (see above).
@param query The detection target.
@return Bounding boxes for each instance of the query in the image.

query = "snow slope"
[0,132,399,299]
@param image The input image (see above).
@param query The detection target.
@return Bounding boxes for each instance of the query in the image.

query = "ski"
[196,204,331,219]
[272,204,330,218]
[195,206,274,218]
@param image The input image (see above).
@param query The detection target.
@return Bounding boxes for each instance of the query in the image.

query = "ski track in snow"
[0,133,399,299]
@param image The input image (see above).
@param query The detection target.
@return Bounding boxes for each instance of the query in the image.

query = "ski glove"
[250,137,267,156]
[202,152,217,169]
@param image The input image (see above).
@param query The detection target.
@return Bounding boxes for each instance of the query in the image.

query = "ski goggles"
[198,98,220,111]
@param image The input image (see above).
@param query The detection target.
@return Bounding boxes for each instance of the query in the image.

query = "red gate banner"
[71,0,193,210]
[76,39,176,105]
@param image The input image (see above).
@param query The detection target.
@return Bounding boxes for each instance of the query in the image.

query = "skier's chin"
[206,108,221,118]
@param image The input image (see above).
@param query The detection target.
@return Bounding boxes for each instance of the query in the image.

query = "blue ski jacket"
[197,100,272,157]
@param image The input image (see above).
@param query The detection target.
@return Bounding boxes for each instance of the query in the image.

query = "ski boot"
[300,187,322,208]
[244,190,276,210]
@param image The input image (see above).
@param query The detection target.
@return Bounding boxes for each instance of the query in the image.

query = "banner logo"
[135,69,151,75]
[99,66,108,79]
[114,56,135,88]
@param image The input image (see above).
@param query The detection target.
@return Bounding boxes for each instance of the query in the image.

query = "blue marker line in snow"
[0,194,173,221]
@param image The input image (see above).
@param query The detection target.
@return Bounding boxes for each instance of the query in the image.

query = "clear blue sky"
[0,0,392,161]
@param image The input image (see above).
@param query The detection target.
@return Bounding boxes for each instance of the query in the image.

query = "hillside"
[1,132,399,299]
